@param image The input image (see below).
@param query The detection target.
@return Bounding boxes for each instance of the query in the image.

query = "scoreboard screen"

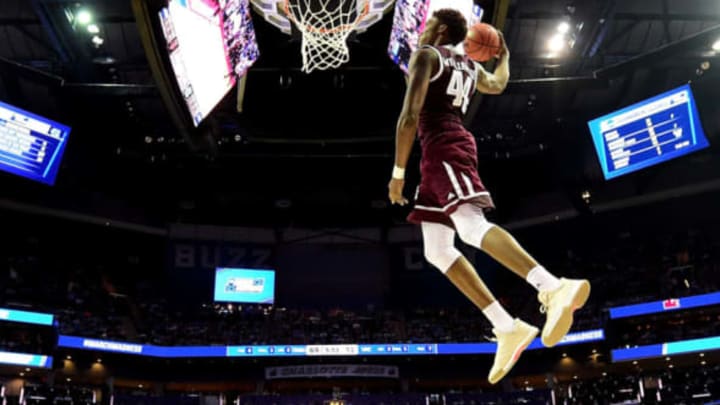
[588,84,709,180]
[214,268,275,304]
[0,100,71,185]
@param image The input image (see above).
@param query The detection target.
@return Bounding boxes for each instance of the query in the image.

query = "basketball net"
[284,0,369,72]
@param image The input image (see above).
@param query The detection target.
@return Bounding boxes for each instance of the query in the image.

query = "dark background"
[0,0,718,229]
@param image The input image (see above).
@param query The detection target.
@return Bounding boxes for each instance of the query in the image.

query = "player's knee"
[453,209,496,248]
[424,244,461,274]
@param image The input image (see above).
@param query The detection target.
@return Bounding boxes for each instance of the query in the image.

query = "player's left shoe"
[488,319,539,384]
[538,278,591,347]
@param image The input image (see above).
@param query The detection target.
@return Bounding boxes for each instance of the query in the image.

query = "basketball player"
[388,9,591,384]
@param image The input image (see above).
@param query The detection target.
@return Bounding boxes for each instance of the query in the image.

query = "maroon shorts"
[407,136,495,228]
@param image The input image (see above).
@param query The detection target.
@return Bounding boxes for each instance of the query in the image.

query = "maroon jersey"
[408,45,495,228]
[417,45,478,149]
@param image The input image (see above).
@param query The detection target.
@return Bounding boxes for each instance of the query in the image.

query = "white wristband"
[392,166,406,180]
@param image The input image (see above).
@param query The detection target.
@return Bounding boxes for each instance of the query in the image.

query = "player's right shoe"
[488,319,539,384]
[538,278,591,347]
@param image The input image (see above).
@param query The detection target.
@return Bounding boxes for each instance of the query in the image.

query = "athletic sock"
[482,301,515,333]
[526,266,562,292]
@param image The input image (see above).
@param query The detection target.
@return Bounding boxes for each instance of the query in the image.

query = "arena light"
[76,9,93,25]
[91,35,104,46]
[87,24,100,34]
[713,38,720,51]
[557,21,571,34]
[547,34,567,53]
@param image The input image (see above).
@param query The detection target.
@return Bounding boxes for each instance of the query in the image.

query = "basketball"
[464,23,502,62]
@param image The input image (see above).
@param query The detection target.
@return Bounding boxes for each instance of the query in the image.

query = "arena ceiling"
[0,0,718,228]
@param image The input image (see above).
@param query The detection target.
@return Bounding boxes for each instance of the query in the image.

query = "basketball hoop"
[283,0,369,72]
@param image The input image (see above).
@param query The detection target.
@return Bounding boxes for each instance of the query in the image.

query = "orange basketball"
[464,23,502,62]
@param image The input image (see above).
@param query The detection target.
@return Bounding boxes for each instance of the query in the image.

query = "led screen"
[0,100,70,185]
[159,0,259,126]
[588,84,709,180]
[214,268,275,304]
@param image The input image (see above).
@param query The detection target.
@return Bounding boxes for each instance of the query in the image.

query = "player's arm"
[388,48,437,206]
[395,48,435,169]
[476,31,510,95]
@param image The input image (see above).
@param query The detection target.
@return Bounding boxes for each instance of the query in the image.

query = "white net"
[284,0,369,72]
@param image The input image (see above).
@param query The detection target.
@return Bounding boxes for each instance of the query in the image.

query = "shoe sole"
[541,280,591,348]
[489,326,539,385]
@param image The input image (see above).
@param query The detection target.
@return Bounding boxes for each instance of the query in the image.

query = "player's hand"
[388,178,409,206]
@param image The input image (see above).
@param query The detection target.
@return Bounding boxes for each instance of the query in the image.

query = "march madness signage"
[265,365,399,380]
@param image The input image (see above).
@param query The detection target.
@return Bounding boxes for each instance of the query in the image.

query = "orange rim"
[283,0,370,35]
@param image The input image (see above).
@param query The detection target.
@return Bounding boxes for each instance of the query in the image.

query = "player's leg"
[421,221,538,384]
[449,204,590,347]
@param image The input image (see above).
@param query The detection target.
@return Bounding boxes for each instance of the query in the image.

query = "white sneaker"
[488,319,539,384]
[538,278,591,347]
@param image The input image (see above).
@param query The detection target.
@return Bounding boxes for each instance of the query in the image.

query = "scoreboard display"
[0,100,71,185]
[214,268,275,304]
[588,84,709,180]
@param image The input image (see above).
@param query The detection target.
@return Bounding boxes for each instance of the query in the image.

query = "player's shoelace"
[538,291,551,314]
